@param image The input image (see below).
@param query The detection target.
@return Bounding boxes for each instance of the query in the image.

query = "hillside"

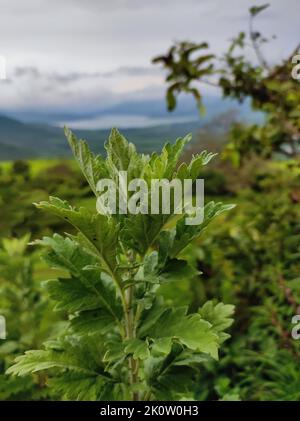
[0,103,260,161]
[0,116,69,160]
[1,116,234,162]
[0,115,204,160]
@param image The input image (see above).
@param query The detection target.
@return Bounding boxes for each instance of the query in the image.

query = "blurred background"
[1,0,300,402]
[0,0,298,159]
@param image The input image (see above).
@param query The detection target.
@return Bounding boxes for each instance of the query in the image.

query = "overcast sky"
[0,0,299,122]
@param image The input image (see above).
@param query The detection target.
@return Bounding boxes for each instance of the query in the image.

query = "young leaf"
[65,127,108,197]
[249,4,269,17]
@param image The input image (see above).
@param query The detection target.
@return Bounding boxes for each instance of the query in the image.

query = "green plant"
[192,160,300,400]
[8,128,234,401]
[0,235,59,400]
[0,159,92,239]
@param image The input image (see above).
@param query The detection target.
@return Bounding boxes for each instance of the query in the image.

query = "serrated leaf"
[35,198,119,272]
[48,372,116,401]
[37,235,122,322]
[143,307,220,359]
[198,301,235,333]
[7,336,106,377]
[176,150,217,181]
[69,309,116,336]
[138,298,167,337]
[124,339,150,360]
[44,278,101,313]
[105,128,149,182]
[147,134,191,180]
[65,127,108,196]
[121,213,169,254]
[170,201,236,257]
[159,258,199,283]
[151,338,172,355]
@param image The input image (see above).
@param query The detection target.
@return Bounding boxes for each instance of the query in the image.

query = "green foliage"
[0,159,93,239]
[1,2,299,403]
[0,235,60,400]
[192,161,300,400]
[152,42,214,111]
[249,4,269,17]
[7,128,234,400]
[153,4,300,162]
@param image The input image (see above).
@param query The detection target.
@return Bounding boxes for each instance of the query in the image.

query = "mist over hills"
[0,96,261,161]
[0,115,202,160]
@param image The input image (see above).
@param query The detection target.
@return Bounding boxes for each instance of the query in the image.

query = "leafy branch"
[8,128,234,401]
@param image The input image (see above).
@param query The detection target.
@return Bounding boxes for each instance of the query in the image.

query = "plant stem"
[124,284,139,401]
[143,390,152,401]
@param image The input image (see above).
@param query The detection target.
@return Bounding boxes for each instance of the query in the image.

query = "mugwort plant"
[8,128,234,400]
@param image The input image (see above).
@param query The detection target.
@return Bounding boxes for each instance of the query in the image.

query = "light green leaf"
[44,277,101,313]
[105,128,149,182]
[124,339,150,360]
[65,127,108,196]
[151,338,172,355]
[147,134,191,180]
[35,198,119,272]
[143,307,220,359]
[49,372,116,401]
[170,201,236,257]
[37,235,122,322]
[7,336,106,377]
[198,301,235,333]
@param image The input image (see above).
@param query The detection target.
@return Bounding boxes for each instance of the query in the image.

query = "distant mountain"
[0,115,203,161]
[6,96,202,125]
[7,95,256,127]
[0,97,262,161]
[0,116,68,160]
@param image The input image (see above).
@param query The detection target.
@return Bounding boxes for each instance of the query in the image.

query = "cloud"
[14,66,41,78]
[0,0,298,122]
[102,66,161,77]
[0,64,164,114]
[13,66,103,83]
[12,65,160,82]
[0,63,166,123]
